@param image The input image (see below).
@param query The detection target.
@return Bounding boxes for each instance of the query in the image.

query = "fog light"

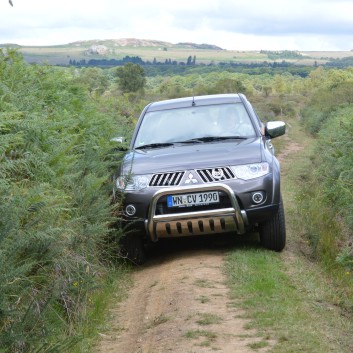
[125,204,136,216]
[252,192,264,204]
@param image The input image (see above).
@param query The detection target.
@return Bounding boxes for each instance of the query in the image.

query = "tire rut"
[96,245,271,353]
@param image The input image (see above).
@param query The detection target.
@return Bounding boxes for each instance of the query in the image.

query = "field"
[2,38,353,66]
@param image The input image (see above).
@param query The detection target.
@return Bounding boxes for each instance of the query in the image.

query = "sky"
[1,0,353,51]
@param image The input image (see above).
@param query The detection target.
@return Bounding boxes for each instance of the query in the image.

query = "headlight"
[116,174,152,191]
[231,162,270,180]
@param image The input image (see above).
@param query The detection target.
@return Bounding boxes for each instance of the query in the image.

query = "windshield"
[133,103,256,148]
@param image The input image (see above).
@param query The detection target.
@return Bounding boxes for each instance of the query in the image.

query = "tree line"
[68,53,353,71]
[69,55,197,67]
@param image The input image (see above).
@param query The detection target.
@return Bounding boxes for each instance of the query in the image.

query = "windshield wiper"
[135,136,248,149]
[181,136,248,143]
[135,142,174,150]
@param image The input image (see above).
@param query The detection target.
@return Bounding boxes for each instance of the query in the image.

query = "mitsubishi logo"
[212,168,224,180]
[185,172,198,184]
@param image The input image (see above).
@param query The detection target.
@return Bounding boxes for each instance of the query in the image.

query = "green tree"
[212,78,247,94]
[273,74,286,94]
[75,67,109,96]
[262,85,273,97]
[116,63,146,93]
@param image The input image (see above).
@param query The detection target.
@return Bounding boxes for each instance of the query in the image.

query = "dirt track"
[95,238,271,353]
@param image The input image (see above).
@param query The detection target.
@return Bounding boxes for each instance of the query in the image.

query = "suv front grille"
[196,167,235,183]
[150,171,184,187]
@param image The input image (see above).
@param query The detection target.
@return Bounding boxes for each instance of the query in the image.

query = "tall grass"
[0,50,122,351]
[300,79,353,273]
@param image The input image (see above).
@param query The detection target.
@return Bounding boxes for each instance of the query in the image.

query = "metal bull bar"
[146,183,247,242]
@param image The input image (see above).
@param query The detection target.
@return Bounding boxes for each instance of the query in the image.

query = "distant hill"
[0,38,227,65]
[68,38,172,48]
[0,43,22,48]
[67,38,223,50]
[175,42,223,50]
[1,38,353,67]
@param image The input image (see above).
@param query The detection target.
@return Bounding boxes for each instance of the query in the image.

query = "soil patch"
[95,239,270,353]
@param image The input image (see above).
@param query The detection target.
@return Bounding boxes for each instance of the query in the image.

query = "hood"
[121,138,263,175]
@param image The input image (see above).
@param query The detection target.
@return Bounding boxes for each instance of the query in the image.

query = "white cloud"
[1,0,353,50]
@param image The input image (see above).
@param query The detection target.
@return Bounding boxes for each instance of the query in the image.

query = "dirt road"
[95,238,271,353]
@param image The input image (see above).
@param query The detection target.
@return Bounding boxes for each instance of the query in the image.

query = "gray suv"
[114,94,286,263]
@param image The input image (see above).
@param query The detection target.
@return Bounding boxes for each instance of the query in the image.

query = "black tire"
[119,233,146,265]
[259,198,286,252]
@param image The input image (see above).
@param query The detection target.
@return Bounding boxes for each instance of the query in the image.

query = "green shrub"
[297,104,353,267]
[315,107,353,231]
[299,76,353,268]
[0,50,122,351]
[301,106,328,134]
[301,80,353,134]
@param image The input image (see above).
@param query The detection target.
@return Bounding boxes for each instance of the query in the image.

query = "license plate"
[167,192,219,207]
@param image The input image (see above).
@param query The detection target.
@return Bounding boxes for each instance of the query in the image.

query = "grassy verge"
[225,248,353,352]
[71,265,132,352]
[225,115,353,352]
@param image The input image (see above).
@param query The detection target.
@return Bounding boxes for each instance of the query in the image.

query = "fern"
[0,49,122,351]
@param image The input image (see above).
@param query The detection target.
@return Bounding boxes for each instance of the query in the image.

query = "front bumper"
[118,169,281,241]
[146,183,247,241]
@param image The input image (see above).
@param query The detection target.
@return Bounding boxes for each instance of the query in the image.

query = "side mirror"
[265,121,286,138]
[111,136,125,143]
[110,136,129,151]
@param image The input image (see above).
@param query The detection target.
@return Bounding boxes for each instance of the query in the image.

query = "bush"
[301,80,353,134]
[0,50,121,351]
[315,107,353,231]
[297,104,353,267]
[116,63,146,93]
